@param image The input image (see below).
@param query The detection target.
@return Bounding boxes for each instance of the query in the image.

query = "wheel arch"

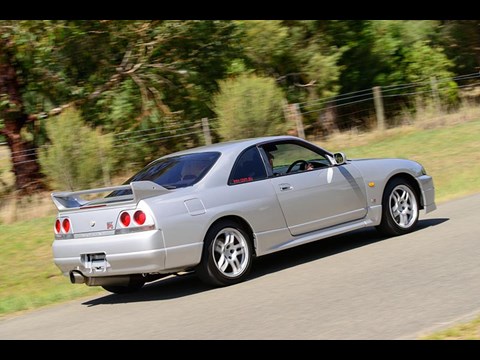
[206,215,257,256]
[384,172,424,209]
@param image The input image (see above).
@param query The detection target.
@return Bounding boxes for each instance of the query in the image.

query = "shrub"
[39,107,113,191]
[213,74,287,141]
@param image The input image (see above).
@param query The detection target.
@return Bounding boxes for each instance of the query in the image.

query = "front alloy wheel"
[377,178,419,236]
[388,184,418,229]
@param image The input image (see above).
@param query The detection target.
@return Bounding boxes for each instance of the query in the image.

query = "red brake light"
[134,210,146,225]
[55,219,61,233]
[120,212,131,227]
[62,218,71,233]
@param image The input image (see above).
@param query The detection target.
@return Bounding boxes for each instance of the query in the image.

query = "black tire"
[376,178,420,236]
[102,278,145,294]
[196,220,253,287]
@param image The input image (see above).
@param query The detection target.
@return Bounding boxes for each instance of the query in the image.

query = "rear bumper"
[53,230,168,277]
[418,175,436,214]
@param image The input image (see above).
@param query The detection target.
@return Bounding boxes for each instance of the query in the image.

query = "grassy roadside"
[0,118,479,340]
[0,216,102,316]
[420,315,480,340]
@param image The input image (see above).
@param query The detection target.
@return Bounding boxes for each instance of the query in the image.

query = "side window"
[229,147,267,185]
[261,142,330,176]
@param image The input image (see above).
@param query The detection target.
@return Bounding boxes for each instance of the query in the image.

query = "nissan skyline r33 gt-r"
[51,135,436,294]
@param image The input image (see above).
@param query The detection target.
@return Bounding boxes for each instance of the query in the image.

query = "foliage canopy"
[1,20,479,193]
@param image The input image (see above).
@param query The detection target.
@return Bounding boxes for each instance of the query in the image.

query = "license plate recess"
[81,253,109,273]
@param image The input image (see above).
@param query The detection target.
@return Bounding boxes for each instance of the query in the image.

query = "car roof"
[162,135,304,158]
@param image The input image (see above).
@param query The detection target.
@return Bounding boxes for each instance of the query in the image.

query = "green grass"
[421,315,480,340]
[1,117,479,334]
[0,216,102,316]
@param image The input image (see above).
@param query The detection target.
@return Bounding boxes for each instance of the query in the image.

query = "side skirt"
[254,205,382,257]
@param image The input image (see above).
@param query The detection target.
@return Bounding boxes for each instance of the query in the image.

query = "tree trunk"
[0,37,45,194]
[2,118,44,194]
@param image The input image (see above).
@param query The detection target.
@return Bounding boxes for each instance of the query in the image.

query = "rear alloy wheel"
[377,179,419,236]
[196,220,253,286]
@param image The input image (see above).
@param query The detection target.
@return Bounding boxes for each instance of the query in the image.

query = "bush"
[213,74,287,141]
[39,107,113,191]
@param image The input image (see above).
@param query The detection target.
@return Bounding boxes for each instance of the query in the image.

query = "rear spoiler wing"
[51,181,170,211]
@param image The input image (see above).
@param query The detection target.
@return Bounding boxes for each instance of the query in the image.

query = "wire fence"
[301,72,480,133]
[1,71,480,200]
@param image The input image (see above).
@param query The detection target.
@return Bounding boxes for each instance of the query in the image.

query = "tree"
[439,20,480,75]
[213,74,287,140]
[237,20,345,104]
[234,20,345,135]
[0,20,239,193]
[368,21,444,85]
[0,32,44,193]
[0,20,131,194]
[319,20,458,128]
[402,41,457,105]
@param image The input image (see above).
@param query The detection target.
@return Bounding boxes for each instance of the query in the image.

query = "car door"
[263,141,368,236]
[226,146,288,234]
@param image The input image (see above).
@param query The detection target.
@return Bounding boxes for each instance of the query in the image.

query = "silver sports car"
[52,135,436,294]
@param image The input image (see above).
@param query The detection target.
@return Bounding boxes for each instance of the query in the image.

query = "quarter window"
[229,147,267,185]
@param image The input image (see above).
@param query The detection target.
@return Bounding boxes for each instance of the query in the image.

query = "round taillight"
[55,219,61,233]
[134,210,146,225]
[62,218,71,233]
[120,212,131,227]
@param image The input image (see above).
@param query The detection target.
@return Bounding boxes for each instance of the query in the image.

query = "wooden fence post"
[430,76,441,114]
[202,118,212,145]
[283,101,305,139]
[373,86,385,132]
[293,103,306,139]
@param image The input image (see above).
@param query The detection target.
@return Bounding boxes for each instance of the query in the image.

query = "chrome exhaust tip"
[70,270,85,284]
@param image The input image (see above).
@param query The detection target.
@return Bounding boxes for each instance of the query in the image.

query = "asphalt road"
[1,193,480,339]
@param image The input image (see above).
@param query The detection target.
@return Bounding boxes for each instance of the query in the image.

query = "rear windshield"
[108,151,220,197]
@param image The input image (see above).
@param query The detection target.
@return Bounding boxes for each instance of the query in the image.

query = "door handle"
[279,183,293,191]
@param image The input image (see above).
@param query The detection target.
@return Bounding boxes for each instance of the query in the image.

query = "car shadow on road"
[82,217,449,307]
[251,217,449,278]
[82,273,212,307]
[416,217,449,231]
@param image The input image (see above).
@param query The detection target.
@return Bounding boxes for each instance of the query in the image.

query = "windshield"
[108,151,220,197]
